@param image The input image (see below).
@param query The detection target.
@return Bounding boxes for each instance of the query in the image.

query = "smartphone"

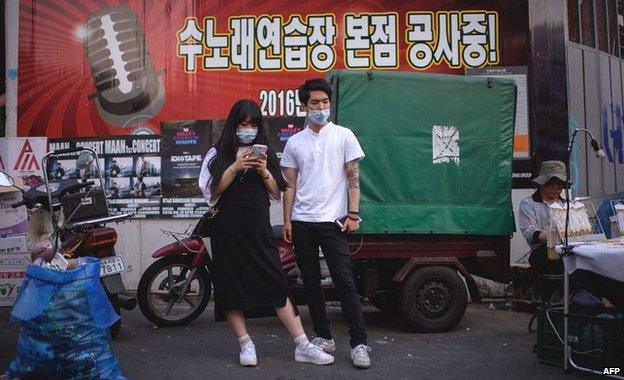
[334,215,362,230]
[251,144,268,158]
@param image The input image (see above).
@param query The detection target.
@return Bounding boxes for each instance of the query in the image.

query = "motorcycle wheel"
[137,256,211,327]
[108,294,121,339]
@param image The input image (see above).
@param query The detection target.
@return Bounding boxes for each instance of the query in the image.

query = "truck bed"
[348,234,510,283]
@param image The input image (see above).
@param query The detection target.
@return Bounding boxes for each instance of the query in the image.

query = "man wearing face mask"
[281,78,370,369]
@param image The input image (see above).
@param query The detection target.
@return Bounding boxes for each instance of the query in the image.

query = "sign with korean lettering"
[178,11,503,73]
[17,0,528,139]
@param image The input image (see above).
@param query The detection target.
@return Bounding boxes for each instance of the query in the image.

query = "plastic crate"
[535,304,624,369]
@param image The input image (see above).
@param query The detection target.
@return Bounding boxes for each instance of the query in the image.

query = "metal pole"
[5,0,18,137]
[563,263,570,371]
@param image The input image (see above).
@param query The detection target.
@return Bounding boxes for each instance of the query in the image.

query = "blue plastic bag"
[6,257,125,380]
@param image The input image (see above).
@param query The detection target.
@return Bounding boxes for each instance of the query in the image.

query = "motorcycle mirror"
[0,171,15,187]
[76,151,94,170]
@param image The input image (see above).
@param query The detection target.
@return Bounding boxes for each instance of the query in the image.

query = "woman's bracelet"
[262,171,271,180]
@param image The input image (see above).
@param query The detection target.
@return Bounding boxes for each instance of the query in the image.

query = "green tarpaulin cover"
[327,70,516,236]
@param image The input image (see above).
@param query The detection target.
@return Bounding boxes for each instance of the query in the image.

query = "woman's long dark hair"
[209,99,288,193]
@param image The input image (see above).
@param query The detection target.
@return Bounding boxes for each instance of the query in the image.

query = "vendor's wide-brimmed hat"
[533,160,571,186]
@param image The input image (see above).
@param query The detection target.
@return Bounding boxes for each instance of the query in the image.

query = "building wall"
[566,43,624,197]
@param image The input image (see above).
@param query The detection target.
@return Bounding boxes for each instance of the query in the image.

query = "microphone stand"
[563,128,605,375]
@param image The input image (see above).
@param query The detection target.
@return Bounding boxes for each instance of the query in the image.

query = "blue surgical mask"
[307,109,330,125]
[236,129,257,144]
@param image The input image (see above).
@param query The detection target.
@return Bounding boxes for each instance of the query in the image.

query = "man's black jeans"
[292,221,367,348]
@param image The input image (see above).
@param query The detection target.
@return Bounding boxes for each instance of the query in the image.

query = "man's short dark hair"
[298,78,332,105]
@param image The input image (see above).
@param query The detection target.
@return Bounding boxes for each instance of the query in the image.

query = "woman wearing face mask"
[198,99,334,367]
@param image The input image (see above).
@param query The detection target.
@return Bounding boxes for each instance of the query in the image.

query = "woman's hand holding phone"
[252,153,269,176]
[251,144,268,158]
[232,149,255,172]
[249,144,269,177]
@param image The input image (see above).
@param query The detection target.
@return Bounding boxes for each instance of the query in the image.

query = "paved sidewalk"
[1,303,589,379]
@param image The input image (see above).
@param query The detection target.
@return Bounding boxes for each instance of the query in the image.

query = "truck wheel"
[401,266,468,332]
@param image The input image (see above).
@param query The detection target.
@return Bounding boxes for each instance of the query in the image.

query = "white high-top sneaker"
[295,343,335,365]
[239,342,257,366]
[351,344,371,368]
[310,337,336,352]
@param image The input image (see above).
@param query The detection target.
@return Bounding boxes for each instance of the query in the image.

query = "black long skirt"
[210,206,292,322]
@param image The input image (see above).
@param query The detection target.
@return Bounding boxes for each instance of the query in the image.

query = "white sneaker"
[295,343,335,365]
[310,337,336,352]
[239,342,257,366]
[351,344,371,369]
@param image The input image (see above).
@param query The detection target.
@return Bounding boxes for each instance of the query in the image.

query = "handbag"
[61,187,109,222]
[193,174,243,237]
[192,207,219,237]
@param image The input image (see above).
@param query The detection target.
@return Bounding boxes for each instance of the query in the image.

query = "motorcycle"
[6,147,136,338]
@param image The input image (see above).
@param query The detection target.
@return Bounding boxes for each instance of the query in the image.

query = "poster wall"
[161,120,212,217]
[47,116,307,218]
[48,136,161,218]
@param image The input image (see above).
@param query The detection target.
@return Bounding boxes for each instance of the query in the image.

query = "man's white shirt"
[281,122,365,223]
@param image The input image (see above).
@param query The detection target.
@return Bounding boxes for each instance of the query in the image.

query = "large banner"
[18,1,529,151]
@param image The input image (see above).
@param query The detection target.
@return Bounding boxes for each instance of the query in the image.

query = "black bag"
[192,207,219,237]
[194,166,244,237]
[61,187,109,222]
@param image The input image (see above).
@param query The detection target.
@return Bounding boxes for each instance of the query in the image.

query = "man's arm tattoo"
[346,160,360,189]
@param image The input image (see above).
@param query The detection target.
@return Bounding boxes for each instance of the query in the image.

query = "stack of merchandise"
[547,201,596,260]
[548,201,594,239]
[0,137,47,307]
[0,181,30,307]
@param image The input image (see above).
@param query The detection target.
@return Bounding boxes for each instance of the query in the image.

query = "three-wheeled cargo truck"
[316,70,517,332]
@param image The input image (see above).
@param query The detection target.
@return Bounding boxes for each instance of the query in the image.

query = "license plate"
[100,256,126,277]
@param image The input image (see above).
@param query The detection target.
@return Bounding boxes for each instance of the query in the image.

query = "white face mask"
[236,128,257,144]
[307,109,330,125]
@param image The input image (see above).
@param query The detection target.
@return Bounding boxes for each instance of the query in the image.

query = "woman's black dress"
[210,169,291,321]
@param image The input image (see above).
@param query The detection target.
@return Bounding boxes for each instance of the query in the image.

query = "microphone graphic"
[85,6,165,128]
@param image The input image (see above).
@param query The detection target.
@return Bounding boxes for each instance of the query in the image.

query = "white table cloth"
[556,242,624,282]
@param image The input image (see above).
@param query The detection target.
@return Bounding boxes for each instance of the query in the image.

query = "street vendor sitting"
[518,160,567,275]
[519,160,624,307]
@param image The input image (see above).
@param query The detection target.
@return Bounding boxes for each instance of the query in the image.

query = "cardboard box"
[0,234,28,254]
[0,253,31,269]
[0,270,26,307]
[0,190,28,237]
